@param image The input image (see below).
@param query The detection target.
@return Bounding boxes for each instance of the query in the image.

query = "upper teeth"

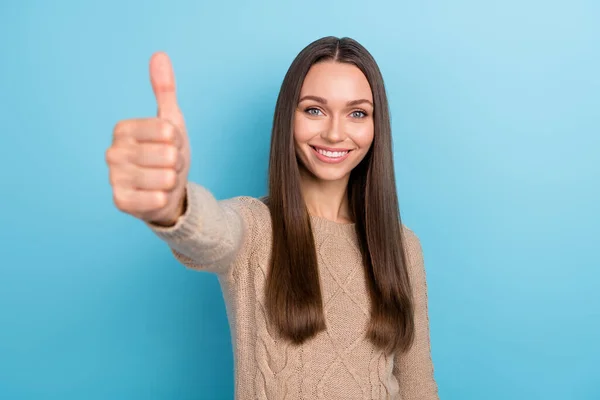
[317,148,348,158]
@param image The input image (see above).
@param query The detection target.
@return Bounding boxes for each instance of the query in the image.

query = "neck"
[299,168,352,224]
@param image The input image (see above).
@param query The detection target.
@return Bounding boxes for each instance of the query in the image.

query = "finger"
[132,166,178,191]
[113,187,168,214]
[112,122,138,145]
[109,167,126,188]
[149,52,184,127]
[114,119,182,148]
[133,143,180,168]
[105,146,131,166]
[174,151,185,172]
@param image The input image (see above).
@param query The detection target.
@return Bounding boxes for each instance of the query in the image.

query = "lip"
[310,145,352,164]
[310,145,352,152]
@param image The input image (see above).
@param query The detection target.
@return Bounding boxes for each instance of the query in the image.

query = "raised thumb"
[149,52,183,125]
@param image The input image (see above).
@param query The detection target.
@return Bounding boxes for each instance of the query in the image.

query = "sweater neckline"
[309,214,357,236]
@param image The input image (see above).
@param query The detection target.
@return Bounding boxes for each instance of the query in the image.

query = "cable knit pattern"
[149,182,439,400]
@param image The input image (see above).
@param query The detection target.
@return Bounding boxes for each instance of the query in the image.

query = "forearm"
[147,181,246,275]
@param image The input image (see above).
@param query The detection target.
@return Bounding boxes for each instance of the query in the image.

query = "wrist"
[149,189,187,227]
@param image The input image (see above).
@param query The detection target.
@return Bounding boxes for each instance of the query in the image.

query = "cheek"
[293,113,310,143]
[349,122,375,149]
[294,112,324,144]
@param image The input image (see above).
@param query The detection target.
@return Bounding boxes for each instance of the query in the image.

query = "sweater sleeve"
[393,229,439,399]
[146,181,250,276]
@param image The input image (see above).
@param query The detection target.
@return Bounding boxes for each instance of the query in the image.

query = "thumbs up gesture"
[106,52,191,226]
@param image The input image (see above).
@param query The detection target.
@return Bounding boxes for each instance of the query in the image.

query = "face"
[294,61,374,183]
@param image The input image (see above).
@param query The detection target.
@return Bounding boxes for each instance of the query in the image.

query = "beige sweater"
[149,182,439,400]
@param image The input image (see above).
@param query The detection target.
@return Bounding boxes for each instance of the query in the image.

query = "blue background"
[1,0,598,399]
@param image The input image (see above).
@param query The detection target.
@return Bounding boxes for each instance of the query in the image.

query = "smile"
[310,145,352,164]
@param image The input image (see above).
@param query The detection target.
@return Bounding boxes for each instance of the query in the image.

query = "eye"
[350,110,367,118]
[305,107,324,116]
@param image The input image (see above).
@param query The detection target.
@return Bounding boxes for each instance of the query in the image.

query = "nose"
[321,115,345,143]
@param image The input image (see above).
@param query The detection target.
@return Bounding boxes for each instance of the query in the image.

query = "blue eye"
[351,110,367,118]
[305,108,323,116]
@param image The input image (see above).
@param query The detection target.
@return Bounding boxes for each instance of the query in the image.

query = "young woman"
[106,36,439,399]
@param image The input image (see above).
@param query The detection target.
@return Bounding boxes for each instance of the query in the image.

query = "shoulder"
[401,223,423,256]
[218,194,272,233]
[400,223,426,280]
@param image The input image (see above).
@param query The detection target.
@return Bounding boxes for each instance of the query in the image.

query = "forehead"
[300,61,373,102]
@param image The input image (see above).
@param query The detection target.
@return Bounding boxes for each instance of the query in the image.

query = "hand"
[106,52,191,226]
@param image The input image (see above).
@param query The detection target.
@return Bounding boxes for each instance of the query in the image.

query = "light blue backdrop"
[1,0,598,399]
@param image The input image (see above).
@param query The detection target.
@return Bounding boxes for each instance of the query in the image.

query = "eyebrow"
[298,95,373,107]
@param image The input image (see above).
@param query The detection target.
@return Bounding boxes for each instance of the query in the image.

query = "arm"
[107,52,248,275]
[393,229,439,399]
[147,181,248,276]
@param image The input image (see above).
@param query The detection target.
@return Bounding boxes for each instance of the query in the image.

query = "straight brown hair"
[266,36,414,354]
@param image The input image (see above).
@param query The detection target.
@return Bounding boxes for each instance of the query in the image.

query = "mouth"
[309,145,352,164]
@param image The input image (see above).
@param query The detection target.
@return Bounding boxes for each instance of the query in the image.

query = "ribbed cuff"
[146,181,206,242]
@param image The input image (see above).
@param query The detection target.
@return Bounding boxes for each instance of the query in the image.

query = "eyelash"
[305,107,368,118]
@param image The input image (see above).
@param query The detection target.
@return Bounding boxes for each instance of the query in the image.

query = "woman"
[106,36,439,399]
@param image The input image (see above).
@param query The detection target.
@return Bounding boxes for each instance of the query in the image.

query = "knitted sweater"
[149,182,439,400]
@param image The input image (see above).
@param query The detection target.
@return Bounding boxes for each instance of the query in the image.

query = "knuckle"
[105,147,118,164]
[113,120,131,139]
[159,120,176,142]
[163,145,178,166]
[155,192,169,208]
[105,148,113,164]
[164,169,178,189]
[113,120,126,133]
[106,146,130,165]
[112,129,130,146]
[113,190,128,211]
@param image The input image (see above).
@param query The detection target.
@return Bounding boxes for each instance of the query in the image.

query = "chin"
[301,155,358,183]
[308,167,352,182]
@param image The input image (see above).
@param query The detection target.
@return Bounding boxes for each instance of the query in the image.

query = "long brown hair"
[266,36,414,354]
